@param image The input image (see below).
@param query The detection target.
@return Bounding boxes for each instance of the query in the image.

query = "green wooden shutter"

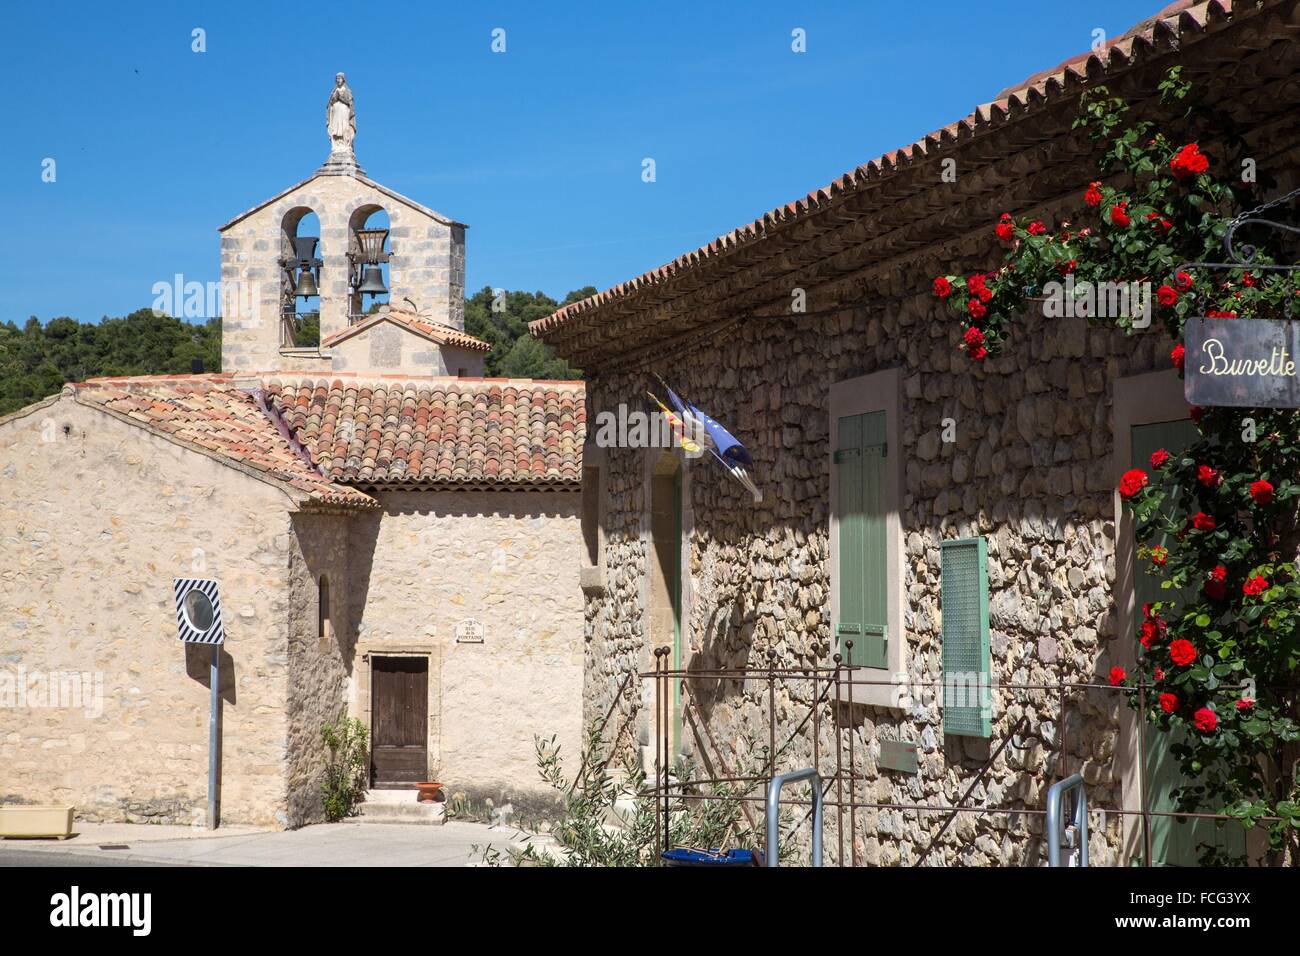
[940,537,991,738]
[835,411,888,670]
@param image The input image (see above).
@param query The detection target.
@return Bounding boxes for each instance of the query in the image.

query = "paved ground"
[0,820,544,867]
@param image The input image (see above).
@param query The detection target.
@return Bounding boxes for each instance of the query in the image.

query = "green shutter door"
[941,537,991,738]
[836,411,888,669]
[1131,420,1245,866]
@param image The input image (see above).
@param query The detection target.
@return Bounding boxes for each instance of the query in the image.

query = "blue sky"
[0,0,1165,324]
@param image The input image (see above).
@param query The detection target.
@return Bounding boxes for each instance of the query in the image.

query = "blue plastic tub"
[661,848,756,867]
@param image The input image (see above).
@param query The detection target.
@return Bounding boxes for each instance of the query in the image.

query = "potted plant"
[415,781,443,803]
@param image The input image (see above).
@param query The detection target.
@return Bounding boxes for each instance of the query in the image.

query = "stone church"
[0,75,585,828]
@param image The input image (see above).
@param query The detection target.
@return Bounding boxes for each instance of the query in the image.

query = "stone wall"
[284,512,353,827]
[579,251,1179,865]
[0,396,298,826]
[221,172,465,374]
[348,489,583,813]
[329,321,485,377]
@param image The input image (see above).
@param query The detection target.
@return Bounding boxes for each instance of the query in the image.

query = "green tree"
[0,309,222,418]
[463,285,588,378]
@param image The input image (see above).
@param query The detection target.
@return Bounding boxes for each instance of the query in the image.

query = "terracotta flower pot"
[415,782,443,803]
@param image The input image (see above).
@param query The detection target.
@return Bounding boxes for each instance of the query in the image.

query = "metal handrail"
[765,768,823,867]
[1046,773,1088,867]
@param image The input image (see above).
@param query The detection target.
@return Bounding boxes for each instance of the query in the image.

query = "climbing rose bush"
[936,68,1300,864]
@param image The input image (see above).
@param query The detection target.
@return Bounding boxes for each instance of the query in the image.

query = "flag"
[645,391,703,456]
[656,376,762,503]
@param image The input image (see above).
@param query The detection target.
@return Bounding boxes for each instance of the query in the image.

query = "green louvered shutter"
[835,411,888,670]
[940,537,991,737]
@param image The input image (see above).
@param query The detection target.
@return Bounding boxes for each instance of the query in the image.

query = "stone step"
[357,790,445,825]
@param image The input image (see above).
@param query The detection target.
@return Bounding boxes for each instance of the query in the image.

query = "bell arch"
[280,206,322,347]
[347,204,391,321]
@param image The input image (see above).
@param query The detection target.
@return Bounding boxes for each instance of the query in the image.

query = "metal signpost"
[172,578,226,829]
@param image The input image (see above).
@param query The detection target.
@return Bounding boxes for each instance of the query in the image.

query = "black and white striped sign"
[172,578,225,645]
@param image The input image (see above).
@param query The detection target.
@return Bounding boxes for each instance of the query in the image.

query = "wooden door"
[370,656,428,788]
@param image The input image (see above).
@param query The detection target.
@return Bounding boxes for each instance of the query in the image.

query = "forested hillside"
[0,311,222,418]
[0,287,592,418]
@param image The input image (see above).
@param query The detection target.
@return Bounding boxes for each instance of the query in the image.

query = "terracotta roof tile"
[264,375,585,488]
[69,374,377,510]
[320,309,491,352]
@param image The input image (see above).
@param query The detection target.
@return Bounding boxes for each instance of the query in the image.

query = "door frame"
[355,645,439,787]
[1114,369,1186,863]
[644,449,692,757]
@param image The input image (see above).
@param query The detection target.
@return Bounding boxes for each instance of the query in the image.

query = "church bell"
[358,266,388,296]
[295,267,319,298]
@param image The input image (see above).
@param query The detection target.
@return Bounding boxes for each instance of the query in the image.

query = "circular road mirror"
[183,590,215,633]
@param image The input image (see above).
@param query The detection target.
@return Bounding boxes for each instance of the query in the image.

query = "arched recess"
[281,206,321,347]
[348,204,391,321]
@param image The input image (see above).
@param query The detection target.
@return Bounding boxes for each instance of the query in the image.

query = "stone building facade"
[0,78,584,828]
[534,0,1300,865]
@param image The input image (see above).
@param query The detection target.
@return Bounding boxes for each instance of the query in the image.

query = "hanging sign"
[1183,316,1300,408]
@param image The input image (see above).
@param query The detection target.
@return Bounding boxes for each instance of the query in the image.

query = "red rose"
[969,345,988,362]
[1236,697,1255,711]
[1108,666,1126,686]
[1243,575,1268,596]
[1027,220,1047,236]
[1175,271,1194,291]
[1210,564,1227,583]
[1250,479,1274,505]
[1149,448,1169,469]
[1146,211,1173,233]
[1056,259,1078,276]
[1170,143,1210,180]
[1191,512,1216,532]
[1159,692,1178,714]
[1084,181,1103,206]
[1241,271,1256,288]
[1154,667,1165,682]
[1169,639,1198,667]
[1171,343,1185,371]
[977,285,993,303]
[1157,284,1178,307]
[1207,310,1239,318]
[1193,707,1218,733]
[1151,545,1168,566]
[968,273,987,292]
[1196,464,1220,488]
[1119,469,1148,499]
[1110,202,1131,227]
[964,326,985,347]
[995,214,1015,242]
[1140,620,1158,648]
[933,276,952,298]
[967,298,987,320]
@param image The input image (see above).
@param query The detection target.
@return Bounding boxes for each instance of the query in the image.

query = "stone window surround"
[354,642,442,780]
[318,574,332,643]
[579,441,608,594]
[828,367,905,710]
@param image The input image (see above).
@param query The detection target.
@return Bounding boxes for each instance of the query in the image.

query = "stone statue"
[326,73,356,157]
